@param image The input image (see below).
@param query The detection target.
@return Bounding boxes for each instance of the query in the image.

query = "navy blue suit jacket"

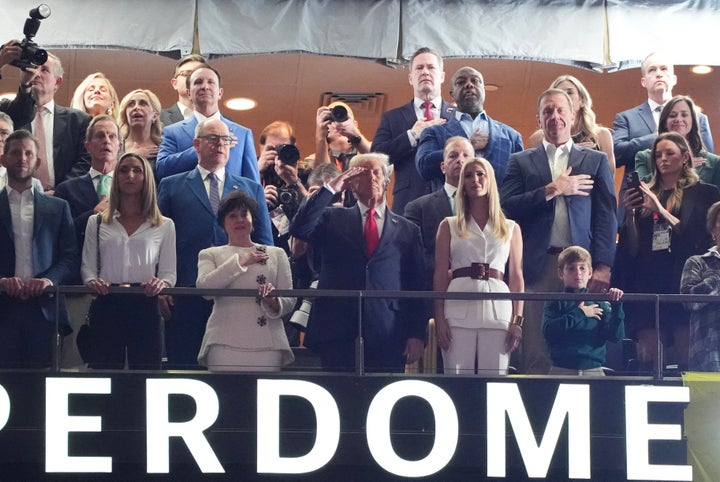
[290,188,426,362]
[0,189,78,333]
[403,187,452,291]
[20,105,92,186]
[500,145,617,284]
[158,167,272,287]
[156,115,260,184]
[613,101,714,169]
[54,173,98,251]
[416,113,523,190]
[371,99,453,214]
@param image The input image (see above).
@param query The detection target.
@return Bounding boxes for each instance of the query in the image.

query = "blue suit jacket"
[416,113,523,190]
[290,188,426,359]
[613,101,715,169]
[0,190,78,333]
[403,187,452,291]
[157,167,273,287]
[371,99,454,214]
[155,115,260,184]
[54,173,97,251]
[500,145,617,284]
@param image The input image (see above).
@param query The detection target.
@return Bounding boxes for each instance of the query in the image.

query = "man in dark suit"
[501,88,617,373]
[291,152,426,373]
[614,53,714,174]
[159,54,208,127]
[371,47,452,214]
[156,65,260,184]
[54,115,121,251]
[416,66,523,191]
[404,136,473,291]
[158,118,272,368]
[18,53,91,191]
[0,129,77,368]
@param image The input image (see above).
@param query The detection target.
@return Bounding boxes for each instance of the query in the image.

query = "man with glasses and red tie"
[371,47,452,214]
[158,118,271,369]
[291,153,426,373]
[159,54,208,127]
[156,65,260,184]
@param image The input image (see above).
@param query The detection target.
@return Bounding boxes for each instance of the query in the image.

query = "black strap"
[96,213,102,277]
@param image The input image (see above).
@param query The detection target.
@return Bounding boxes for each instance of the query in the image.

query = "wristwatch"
[349,135,362,146]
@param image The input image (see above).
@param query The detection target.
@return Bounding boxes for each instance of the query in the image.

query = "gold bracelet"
[511,314,524,327]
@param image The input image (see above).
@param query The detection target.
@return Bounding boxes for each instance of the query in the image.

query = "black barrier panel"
[0,372,687,480]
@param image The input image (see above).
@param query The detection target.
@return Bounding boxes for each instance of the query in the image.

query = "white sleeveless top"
[445,216,515,330]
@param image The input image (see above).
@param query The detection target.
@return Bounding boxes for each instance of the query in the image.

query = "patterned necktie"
[33,107,51,189]
[96,174,111,200]
[365,208,379,257]
[422,101,434,121]
[208,172,220,214]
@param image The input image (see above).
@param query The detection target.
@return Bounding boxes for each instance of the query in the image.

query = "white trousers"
[442,326,509,375]
[206,345,282,372]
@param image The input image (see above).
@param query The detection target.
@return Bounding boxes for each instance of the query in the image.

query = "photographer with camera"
[313,101,371,171]
[0,39,39,128]
[258,121,309,253]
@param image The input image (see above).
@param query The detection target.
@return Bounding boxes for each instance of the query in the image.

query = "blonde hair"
[103,152,163,226]
[550,75,602,146]
[70,72,120,116]
[455,157,508,242]
[643,132,698,217]
[116,89,162,145]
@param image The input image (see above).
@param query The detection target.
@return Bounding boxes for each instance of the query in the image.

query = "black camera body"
[10,5,51,70]
[276,143,300,166]
[278,187,298,207]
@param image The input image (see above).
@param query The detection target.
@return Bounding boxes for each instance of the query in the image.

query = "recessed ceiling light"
[225,98,257,111]
[485,84,499,92]
[0,92,16,101]
[692,65,713,75]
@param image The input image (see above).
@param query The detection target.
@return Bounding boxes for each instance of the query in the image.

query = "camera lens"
[330,105,349,123]
[276,144,300,166]
[31,47,47,65]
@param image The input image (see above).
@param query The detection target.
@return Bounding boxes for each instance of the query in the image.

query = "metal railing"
[3,285,719,379]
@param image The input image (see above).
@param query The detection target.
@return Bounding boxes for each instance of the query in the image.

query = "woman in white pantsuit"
[434,158,524,375]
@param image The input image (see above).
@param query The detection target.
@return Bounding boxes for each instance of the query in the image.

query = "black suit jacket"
[0,86,35,127]
[160,103,184,127]
[20,104,92,187]
[54,173,98,251]
[403,187,452,291]
[372,99,453,214]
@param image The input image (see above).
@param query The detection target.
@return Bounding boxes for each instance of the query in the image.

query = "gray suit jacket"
[160,103,184,127]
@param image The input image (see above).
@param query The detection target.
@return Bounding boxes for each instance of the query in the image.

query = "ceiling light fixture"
[0,92,16,101]
[692,65,713,75]
[485,84,499,92]
[225,98,257,111]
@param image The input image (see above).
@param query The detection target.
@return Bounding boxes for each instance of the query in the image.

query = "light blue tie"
[208,172,220,214]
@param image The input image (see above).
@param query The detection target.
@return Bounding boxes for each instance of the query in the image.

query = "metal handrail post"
[355,291,364,376]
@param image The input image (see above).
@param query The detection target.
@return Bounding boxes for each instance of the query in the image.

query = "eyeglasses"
[175,69,193,79]
[198,134,233,145]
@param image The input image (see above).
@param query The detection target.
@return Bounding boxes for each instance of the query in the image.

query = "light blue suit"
[156,115,260,184]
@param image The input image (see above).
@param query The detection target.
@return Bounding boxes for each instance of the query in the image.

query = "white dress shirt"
[7,186,35,280]
[197,165,226,199]
[357,199,386,237]
[543,138,573,249]
[81,212,177,286]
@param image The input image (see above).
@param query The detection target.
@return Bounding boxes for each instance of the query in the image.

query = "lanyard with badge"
[651,195,672,252]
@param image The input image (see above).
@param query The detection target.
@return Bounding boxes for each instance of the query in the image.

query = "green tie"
[97,174,111,200]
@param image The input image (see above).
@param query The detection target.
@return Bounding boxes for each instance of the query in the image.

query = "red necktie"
[365,208,379,257]
[423,101,434,121]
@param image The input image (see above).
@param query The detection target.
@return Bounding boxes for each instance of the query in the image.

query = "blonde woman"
[82,153,176,369]
[433,157,524,375]
[529,75,615,171]
[117,89,163,168]
[71,72,120,117]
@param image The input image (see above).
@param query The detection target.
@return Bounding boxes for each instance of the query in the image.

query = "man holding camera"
[0,39,39,129]
[257,121,309,252]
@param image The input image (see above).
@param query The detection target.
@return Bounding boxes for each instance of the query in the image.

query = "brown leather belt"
[452,263,504,281]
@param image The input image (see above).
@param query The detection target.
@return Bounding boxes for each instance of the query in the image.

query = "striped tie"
[208,172,220,214]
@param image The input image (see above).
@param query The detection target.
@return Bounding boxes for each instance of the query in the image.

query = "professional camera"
[276,143,300,166]
[11,4,51,69]
[329,104,349,123]
[278,186,298,207]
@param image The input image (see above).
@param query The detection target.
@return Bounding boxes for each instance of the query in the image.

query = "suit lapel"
[374,206,397,255]
[401,101,417,126]
[440,101,455,121]
[186,168,213,214]
[639,102,656,132]
[530,146,553,182]
[567,145,587,171]
[431,188,452,218]
[80,174,98,206]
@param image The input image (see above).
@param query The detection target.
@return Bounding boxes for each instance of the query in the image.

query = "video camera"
[11,4,51,69]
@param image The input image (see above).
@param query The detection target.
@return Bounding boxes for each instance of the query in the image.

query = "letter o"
[0,384,8,430]
[366,380,458,477]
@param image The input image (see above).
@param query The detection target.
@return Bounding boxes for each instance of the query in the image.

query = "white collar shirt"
[543,138,574,249]
[7,186,35,280]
